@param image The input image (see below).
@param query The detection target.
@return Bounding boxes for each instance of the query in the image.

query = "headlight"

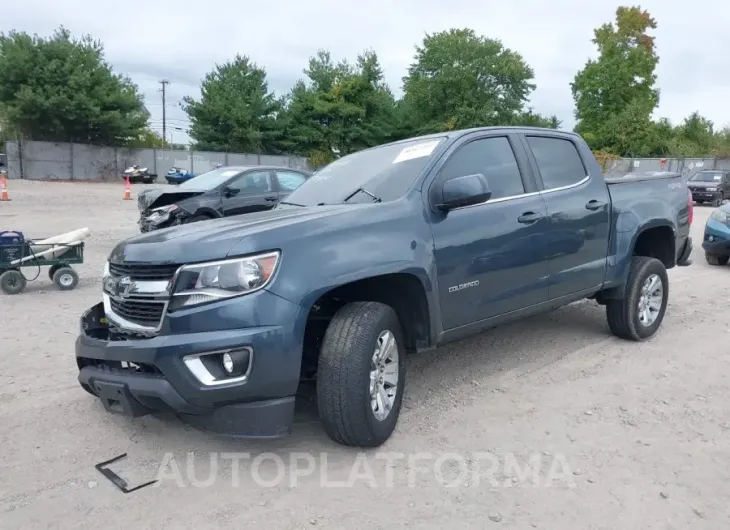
[706,187,717,192]
[711,209,729,223]
[169,251,280,310]
[103,261,110,277]
[146,204,178,223]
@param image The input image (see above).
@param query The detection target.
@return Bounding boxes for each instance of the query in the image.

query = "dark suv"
[687,170,730,206]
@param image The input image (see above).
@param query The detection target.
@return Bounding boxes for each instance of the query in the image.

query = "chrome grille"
[109,297,166,326]
[109,262,179,281]
[104,262,178,332]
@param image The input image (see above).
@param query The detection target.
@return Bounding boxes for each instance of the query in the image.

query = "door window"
[228,170,273,195]
[438,136,525,200]
[276,170,308,191]
[526,136,587,190]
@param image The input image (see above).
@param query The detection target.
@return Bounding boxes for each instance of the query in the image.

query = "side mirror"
[223,186,240,198]
[437,173,492,211]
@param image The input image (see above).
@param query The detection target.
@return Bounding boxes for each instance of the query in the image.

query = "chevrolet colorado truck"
[76,127,694,447]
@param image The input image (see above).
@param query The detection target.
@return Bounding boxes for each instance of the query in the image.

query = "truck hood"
[138,188,205,211]
[109,204,368,264]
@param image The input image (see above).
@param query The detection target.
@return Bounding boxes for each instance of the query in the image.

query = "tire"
[52,267,79,291]
[186,214,214,223]
[713,195,723,207]
[48,263,63,280]
[316,301,406,447]
[0,269,27,295]
[605,256,669,341]
[705,253,729,266]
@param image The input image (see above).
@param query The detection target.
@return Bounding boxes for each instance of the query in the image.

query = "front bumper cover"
[76,290,306,437]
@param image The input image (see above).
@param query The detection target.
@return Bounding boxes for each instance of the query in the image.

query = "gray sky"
[3,0,728,145]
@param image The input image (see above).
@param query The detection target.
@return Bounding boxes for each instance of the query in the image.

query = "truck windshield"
[690,171,723,182]
[178,168,243,190]
[282,137,446,206]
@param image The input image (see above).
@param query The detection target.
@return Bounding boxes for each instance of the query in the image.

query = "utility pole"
[159,79,170,145]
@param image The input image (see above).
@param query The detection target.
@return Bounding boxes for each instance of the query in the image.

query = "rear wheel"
[52,267,79,291]
[606,256,668,341]
[705,253,729,266]
[0,269,26,295]
[317,301,406,447]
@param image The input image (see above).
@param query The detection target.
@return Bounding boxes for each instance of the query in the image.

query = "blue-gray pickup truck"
[76,127,693,447]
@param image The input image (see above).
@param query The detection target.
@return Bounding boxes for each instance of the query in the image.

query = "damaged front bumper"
[76,298,302,438]
[138,206,189,232]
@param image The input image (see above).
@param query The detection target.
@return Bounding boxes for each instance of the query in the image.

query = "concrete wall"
[4,140,311,180]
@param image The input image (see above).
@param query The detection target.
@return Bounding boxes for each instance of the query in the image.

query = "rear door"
[428,133,551,329]
[521,134,610,299]
[220,169,278,216]
[274,170,309,201]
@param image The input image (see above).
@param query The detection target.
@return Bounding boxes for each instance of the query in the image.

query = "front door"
[429,135,551,330]
[522,134,611,299]
[221,170,278,217]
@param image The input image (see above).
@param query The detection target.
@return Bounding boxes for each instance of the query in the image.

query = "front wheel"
[605,256,669,341]
[317,301,406,447]
[0,269,27,295]
[186,214,214,224]
[706,253,729,266]
[714,195,724,207]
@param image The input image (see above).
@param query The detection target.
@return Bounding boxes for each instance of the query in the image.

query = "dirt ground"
[1,179,728,530]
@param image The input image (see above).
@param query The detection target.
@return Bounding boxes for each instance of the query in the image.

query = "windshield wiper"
[279,201,306,207]
[343,188,382,203]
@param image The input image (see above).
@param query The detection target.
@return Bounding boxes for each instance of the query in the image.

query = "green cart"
[0,239,85,295]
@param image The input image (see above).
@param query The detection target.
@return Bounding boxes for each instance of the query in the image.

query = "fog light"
[220,348,250,377]
[222,353,234,374]
[183,347,253,386]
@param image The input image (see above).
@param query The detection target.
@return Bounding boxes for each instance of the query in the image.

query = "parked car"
[76,127,693,447]
[165,167,196,185]
[702,201,730,266]
[136,165,312,232]
[687,169,730,206]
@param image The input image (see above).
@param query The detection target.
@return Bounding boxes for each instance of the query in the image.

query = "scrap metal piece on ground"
[95,453,157,494]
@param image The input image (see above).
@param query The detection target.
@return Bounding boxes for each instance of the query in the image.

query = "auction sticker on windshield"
[392,140,440,164]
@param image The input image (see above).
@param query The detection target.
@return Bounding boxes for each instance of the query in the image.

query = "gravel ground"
[1,179,729,530]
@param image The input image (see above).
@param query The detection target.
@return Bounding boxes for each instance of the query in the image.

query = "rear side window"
[438,136,525,200]
[276,170,307,191]
[526,136,586,190]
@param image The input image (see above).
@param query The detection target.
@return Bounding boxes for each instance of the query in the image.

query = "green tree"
[401,29,538,134]
[129,128,169,148]
[283,49,398,165]
[182,55,285,153]
[0,27,148,144]
[513,108,562,129]
[571,6,660,154]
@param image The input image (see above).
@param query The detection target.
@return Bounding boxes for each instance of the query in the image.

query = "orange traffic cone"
[123,175,132,200]
[0,176,10,201]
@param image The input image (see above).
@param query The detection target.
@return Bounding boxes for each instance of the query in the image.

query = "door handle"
[517,211,543,224]
[585,200,606,211]
[264,196,277,202]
